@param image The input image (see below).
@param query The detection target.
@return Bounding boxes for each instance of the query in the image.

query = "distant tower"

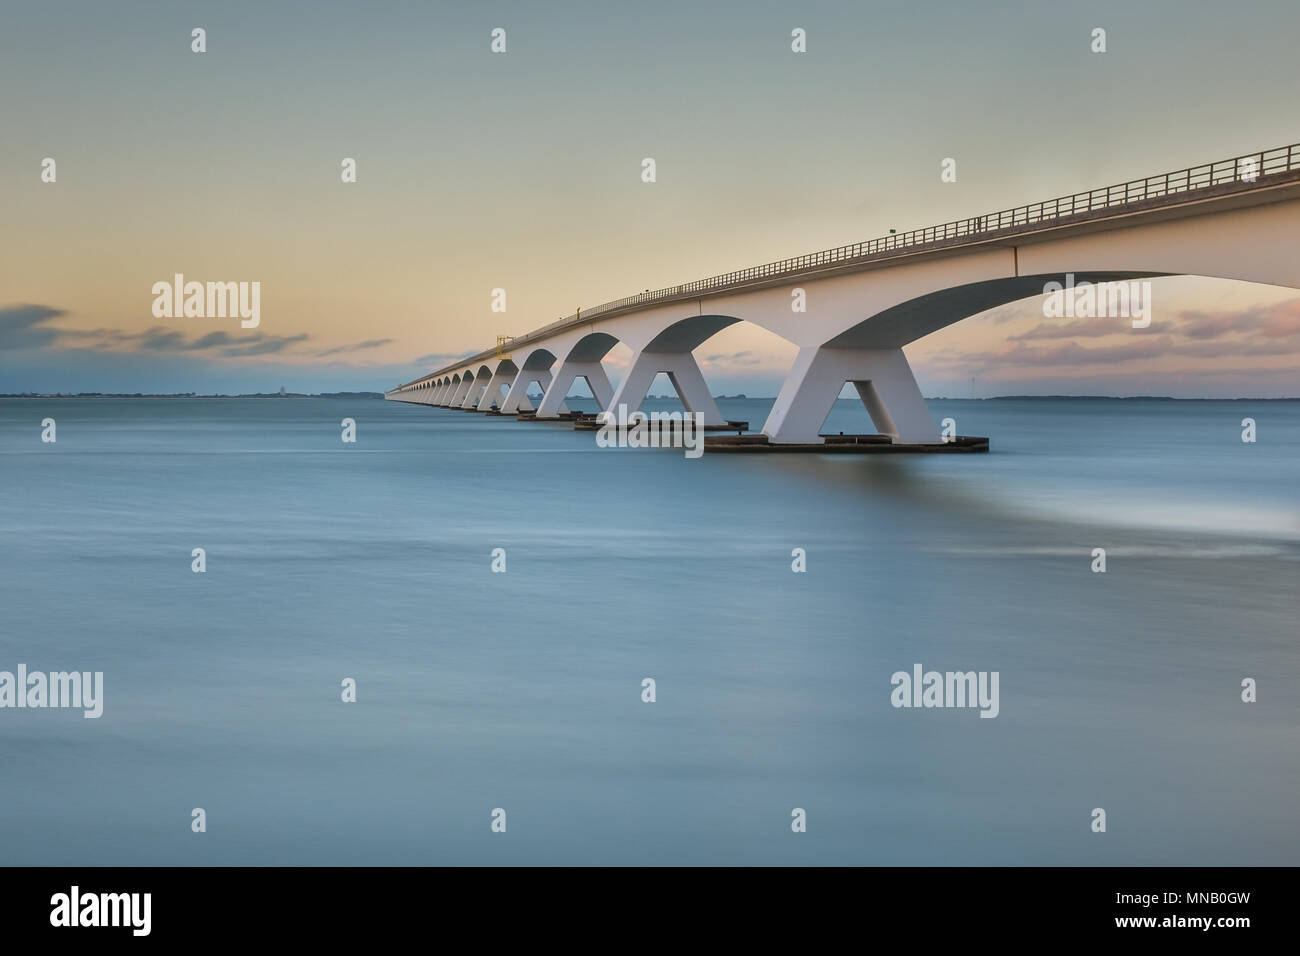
[279,386,286,396]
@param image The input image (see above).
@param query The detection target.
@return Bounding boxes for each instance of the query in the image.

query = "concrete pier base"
[501,367,566,415]
[536,361,614,419]
[707,434,988,453]
[763,346,936,445]
[475,362,518,412]
[606,350,729,426]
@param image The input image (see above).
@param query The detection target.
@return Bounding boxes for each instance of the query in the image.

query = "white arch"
[476,360,519,411]
[500,348,569,415]
[535,332,620,419]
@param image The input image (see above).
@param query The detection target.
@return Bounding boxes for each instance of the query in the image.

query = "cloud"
[983,303,1031,325]
[1178,300,1300,340]
[1011,317,1128,341]
[138,328,191,351]
[0,303,311,358]
[0,304,67,350]
[928,332,1300,372]
[0,305,528,394]
[702,349,762,366]
[411,351,468,366]
[983,339,1170,367]
[187,331,243,350]
[87,325,308,357]
[314,338,393,358]
[1010,298,1300,343]
[217,334,309,357]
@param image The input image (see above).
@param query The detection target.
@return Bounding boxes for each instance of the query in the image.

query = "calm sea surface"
[1,396,1296,865]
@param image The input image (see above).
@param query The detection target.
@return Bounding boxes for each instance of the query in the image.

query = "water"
[1,396,1296,865]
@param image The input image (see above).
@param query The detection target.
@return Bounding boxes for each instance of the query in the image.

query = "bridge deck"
[404,142,1300,388]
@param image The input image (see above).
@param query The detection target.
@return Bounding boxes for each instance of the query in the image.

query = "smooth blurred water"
[1,396,1296,865]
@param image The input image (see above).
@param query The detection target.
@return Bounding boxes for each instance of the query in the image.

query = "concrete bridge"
[387,143,1300,444]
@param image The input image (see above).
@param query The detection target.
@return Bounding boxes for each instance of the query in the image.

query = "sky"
[3,0,1299,397]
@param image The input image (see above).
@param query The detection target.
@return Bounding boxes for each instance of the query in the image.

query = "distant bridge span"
[388,143,1300,443]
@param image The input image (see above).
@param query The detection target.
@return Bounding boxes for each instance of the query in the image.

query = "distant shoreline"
[2,393,1296,401]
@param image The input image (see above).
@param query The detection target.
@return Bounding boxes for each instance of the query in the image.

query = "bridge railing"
[421,142,1299,380]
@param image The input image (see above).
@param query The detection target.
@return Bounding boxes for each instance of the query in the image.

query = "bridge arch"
[643,314,744,352]
[824,272,1156,350]
[566,331,620,362]
[533,333,626,418]
[600,313,789,426]
[445,372,467,407]
[475,359,518,411]
[455,364,492,409]
[499,347,568,414]
[458,368,482,408]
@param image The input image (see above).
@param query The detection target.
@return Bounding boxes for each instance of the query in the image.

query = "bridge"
[387,143,1300,444]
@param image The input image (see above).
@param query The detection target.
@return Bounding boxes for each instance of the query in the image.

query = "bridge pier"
[606,350,727,426]
[536,360,613,419]
[447,377,467,408]
[460,378,486,409]
[475,363,516,411]
[501,368,565,414]
[762,346,936,444]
